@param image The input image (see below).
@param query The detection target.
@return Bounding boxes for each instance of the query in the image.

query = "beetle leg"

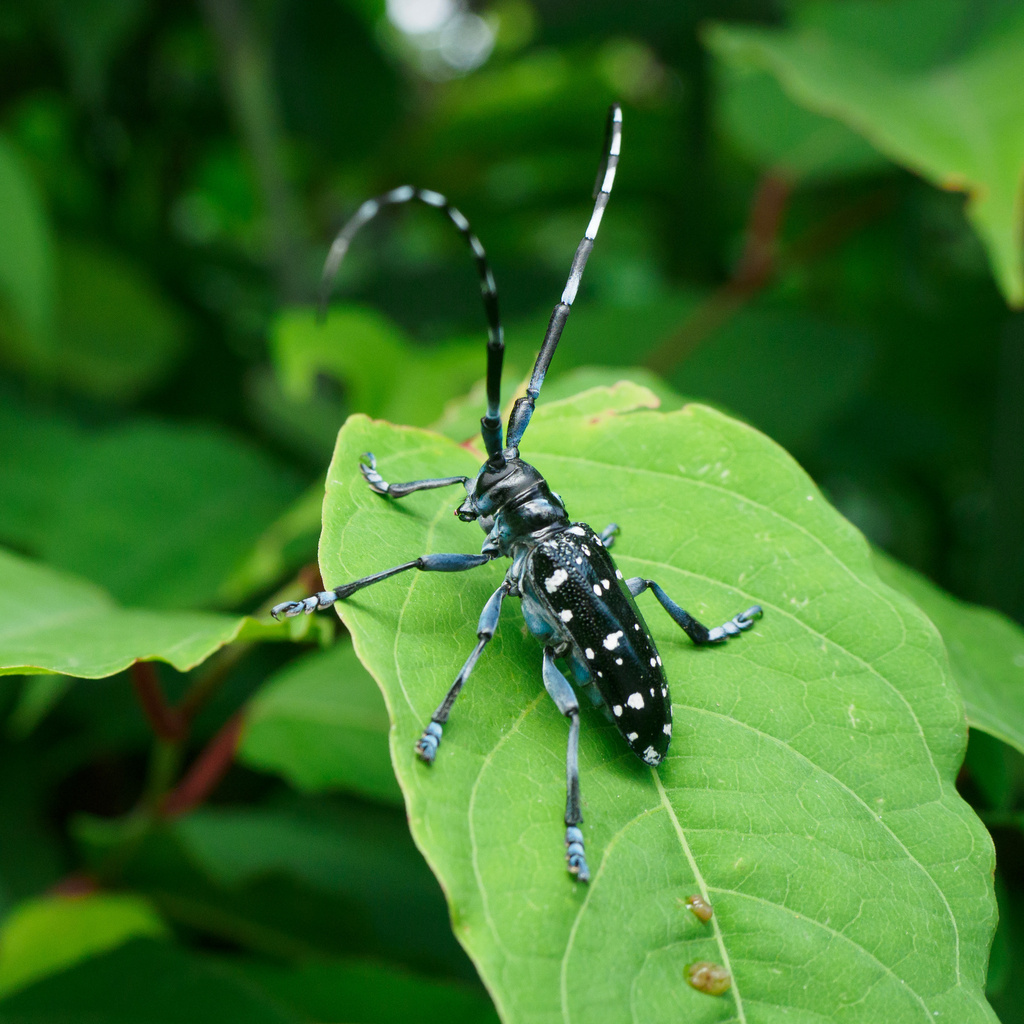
[598,522,620,549]
[360,452,471,498]
[271,552,493,619]
[542,647,590,883]
[416,581,510,763]
[625,577,762,645]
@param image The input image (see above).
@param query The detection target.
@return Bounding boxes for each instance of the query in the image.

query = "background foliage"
[1,0,1023,1020]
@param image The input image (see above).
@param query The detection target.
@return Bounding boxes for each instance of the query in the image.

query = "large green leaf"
[706,3,1024,306]
[0,548,292,679]
[873,549,1024,755]
[319,392,996,1022]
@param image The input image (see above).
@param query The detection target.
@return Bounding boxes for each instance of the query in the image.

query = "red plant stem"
[130,662,187,742]
[160,712,245,818]
[645,171,792,375]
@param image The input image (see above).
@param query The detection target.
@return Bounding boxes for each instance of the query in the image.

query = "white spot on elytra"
[661,686,668,697]
[594,537,603,546]
[643,746,661,765]
[582,545,591,555]
[569,526,586,536]
[560,609,573,622]
[633,623,640,631]
[650,657,657,667]
[615,657,623,665]
[627,732,639,741]
[650,688,655,696]
[656,656,662,666]
[612,705,622,717]
[593,584,603,596]
[575,557,583,565]
[603,630,623,650]
[663,723,672,736]
[585,648,594,659]
[601,579,610,590]
[627,691,644,709]
[544,569,568,593]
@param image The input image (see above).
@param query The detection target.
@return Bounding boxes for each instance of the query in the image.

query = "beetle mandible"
[272,105,762,882]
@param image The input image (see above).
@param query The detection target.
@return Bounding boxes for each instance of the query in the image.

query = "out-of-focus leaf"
[272,306,485,427]
[0,894,166,999]
[320,393,996,1022]
[48,0,149,106]
[226,957,499,1024]
[705,5,1024,306]
[715,62,889,182]
[240,641,401,804]
[40,422,301,609]
[0,939,300,1024]
[217,483,323,607]
[5,675,72,738]
[6,240,188,400]
[0,397,81,553]
[671,306,875,450]
[0,136,54,343]
[873,549,1024,755]
[0,548,293,679]
[98,799,471,974]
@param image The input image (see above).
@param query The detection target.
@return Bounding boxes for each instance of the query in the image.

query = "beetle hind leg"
[542,647,590,883]
[626,578,762,646]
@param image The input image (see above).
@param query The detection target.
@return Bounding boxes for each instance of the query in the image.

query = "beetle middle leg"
[542,646,590,883]
[360,452,470,498]
[271,552,493,619]
[625,577,762,644]
[416,581,510,763]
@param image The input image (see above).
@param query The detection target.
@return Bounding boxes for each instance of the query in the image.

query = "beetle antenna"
[319,187,506,456]
[504,103,621,450]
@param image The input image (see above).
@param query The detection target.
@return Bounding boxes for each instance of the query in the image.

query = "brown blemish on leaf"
[686,961,731,996]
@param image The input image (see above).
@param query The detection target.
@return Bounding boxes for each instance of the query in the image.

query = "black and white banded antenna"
[504,103,622,451]
[318,186,507,457]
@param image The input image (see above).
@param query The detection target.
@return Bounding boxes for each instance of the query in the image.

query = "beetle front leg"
[360,452,470,498]
[542,647,590,883]
[416,581,510,763]
[625,577,762,645]
[271,552,493,619]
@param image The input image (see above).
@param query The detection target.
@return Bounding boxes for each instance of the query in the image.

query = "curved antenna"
[505,104,622,451]
[319,186,506,456]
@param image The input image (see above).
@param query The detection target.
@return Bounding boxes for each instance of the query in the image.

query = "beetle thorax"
[457,451,569,555]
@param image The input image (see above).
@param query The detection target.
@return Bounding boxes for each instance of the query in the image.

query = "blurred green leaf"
[671,306,875,450]
[216,483,323,607]
[0,136,54,343]
[0,939,300,1023]
[0,548,292,679]
[5,675,72,738]
[240,640,401,804]
[706,5,1024,305]
[320,392,995,1022]
[226,957,499,1024]
[4,240,188,400]
[92,799,471,974]
[873,549,1024,755]
[40,421,301,609]
[0,893,166,999]
[272,306,484,427]
[715,63,889,182]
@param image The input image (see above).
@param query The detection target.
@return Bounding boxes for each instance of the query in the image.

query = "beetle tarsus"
[416,721,443,763]
[566,826,590,883]
[707,604,763,642]
[270,591,336,620]
[360,453,390,495]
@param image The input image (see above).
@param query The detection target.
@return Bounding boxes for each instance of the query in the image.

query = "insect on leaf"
[320,388,997,1023]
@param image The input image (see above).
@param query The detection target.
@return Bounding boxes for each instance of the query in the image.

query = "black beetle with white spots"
[272,105,762,883]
